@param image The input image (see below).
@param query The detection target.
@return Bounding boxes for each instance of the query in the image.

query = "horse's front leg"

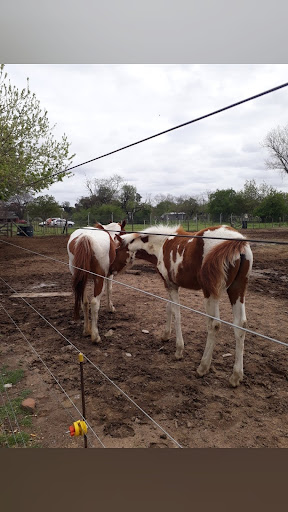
[167,287,184,360]
[161,300,172,341]
[106,275,115,313]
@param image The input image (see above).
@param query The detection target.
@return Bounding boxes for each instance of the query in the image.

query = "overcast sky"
[5,64,288,206]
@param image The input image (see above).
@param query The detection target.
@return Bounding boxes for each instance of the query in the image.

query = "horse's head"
[109,233,135,275]
[95,219,126,241]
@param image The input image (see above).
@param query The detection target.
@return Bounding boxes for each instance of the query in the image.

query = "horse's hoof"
[196,364,208,377]
[91,336,101,344]
[175,351,183,360]
[229,373,243,388]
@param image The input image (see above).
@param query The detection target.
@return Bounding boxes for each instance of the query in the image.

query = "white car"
[39,218,75,227]
[51,218,75,227]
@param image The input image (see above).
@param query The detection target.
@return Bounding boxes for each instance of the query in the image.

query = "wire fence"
[0,226,288,448]
[3,215,288,240]
[0,277,183,449]
[1,80,288,447]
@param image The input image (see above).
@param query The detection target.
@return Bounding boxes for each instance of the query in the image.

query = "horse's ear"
[95,222,104,230]
[115,234,124,248]
[121,219,127,229]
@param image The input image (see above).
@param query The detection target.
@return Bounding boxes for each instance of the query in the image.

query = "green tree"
[62,201,74,215]
[176,195,200,217]
[95,204,126,223]
[133,201,153,223]
[74,195,97,211]
[153,194,177,218]
[207,188,239,221]
[239,179,274,215]
[85,174,123,205]
[120,184,142,218]
[0,65,75,201]
[254,191,288,221]
[27,195,63,221]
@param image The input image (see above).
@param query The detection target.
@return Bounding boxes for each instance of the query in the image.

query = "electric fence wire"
[2,78,287,447]
[81,226,288,246]
[0,385,17,447]
[0,370,27,447]
[1,304,106,448]
[0,313,94,448]
[1,238,288,348]
[0,280,183,448]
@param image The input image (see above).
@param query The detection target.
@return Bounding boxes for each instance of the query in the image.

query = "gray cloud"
[5,64,288,205]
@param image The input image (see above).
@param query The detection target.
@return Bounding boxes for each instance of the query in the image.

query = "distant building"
[0,210,19,223]
[160,212,186,222]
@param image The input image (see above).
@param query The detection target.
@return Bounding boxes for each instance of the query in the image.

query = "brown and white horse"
[67,220,126,343]
[114,224,253,387]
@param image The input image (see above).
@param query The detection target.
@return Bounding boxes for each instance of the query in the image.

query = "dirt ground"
[1,228,288,448]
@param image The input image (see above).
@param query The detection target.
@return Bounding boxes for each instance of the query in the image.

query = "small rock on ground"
[21,398,36,412]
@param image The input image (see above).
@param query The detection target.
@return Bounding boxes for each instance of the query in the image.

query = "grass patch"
[0,366,40,448]
[0,432,31,448]
[0,389,35,447]
[0,366,24,391]
[0,389,32,425]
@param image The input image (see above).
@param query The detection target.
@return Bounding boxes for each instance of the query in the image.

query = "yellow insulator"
[69,420,87,437]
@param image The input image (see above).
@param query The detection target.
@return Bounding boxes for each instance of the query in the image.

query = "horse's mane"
[141,224,181,236]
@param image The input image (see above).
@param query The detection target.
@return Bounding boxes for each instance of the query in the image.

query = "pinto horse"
[67,220,126,342]
[114,224,253,387]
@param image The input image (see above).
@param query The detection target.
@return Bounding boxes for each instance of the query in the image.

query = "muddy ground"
[1,228,288,448]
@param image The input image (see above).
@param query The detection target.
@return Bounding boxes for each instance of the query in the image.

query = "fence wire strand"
[0,371,27,448]
[0,386,18,447]
[0,239,287,348]
[1,304,106,448]
[0,281,183,448]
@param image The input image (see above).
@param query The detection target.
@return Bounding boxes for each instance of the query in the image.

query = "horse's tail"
[200,239,252,298]
[72,236,92,319]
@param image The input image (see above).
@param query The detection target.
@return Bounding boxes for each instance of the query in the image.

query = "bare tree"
[262,125,288,175]
[85,174,123,203]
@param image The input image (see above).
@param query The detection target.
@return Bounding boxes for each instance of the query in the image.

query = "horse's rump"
[200,239,251,298]
[72,236,94,319]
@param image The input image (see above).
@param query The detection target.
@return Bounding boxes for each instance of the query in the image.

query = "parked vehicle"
[39,218,75,227]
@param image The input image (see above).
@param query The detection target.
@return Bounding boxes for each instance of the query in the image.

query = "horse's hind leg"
[228,297,247,387]
[82,288,91,336]
[106,275,115,313]
[197,296,220,377]
[226,256,250,387]
[90,277,105,343]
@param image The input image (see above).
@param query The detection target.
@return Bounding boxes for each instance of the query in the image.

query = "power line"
[26,81,288,188]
